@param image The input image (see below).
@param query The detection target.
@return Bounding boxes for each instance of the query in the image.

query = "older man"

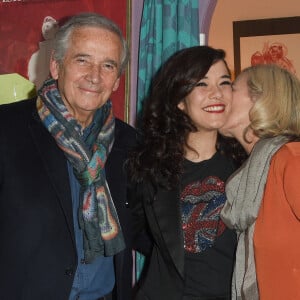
[0,12,136,300]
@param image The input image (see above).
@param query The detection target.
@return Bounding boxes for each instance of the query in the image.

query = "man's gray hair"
[52,12,129,75]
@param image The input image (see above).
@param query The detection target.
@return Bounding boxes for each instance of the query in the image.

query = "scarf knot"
[75,150,106,187]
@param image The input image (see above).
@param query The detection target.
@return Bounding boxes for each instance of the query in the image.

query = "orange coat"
[254,142,300,300]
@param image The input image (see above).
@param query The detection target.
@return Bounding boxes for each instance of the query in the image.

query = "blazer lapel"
[151,186,185,278]
[29,113,75,246]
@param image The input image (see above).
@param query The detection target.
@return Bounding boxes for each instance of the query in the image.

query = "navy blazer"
[0,98,137,300]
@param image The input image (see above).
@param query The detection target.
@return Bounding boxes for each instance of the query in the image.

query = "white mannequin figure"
[28,16,59,91]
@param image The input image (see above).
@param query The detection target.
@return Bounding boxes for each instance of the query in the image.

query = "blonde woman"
[220,64,300,300]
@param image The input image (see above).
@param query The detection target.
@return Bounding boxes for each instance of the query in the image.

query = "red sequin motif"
[181,176,226,253]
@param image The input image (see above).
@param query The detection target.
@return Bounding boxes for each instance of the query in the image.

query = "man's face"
[50,26,122,126]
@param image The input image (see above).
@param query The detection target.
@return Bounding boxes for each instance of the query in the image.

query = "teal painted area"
[135,0,199,281]
[137,0,199,116]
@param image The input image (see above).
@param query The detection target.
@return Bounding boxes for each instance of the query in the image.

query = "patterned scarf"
[37,78,125,262]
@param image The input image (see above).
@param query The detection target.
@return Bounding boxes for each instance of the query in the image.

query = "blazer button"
[65,267,74,276]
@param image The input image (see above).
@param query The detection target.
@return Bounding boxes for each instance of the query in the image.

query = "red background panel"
[0,0,127,120]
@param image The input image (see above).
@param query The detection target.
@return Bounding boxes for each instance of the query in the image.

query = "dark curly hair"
[127,46,247,190]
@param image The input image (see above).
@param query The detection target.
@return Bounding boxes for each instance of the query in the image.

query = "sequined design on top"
[180,176,227,253]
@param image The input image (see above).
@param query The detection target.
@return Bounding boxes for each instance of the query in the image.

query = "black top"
[180,152,236,299]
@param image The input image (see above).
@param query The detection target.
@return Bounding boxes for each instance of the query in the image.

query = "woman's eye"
[220,80,232,86]
[195,82,207,87]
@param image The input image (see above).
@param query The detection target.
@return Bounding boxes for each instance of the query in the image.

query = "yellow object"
[0,73,36,105]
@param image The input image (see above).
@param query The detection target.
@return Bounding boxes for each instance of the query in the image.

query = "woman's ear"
[177,101,185,111]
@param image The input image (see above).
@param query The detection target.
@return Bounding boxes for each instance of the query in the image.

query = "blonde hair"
[242,64,300,139]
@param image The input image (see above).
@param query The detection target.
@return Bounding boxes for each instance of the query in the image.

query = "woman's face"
[219,73,253,138]
[177,60,232,132]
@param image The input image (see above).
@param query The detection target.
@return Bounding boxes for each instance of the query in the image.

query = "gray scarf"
[221,136,288,299]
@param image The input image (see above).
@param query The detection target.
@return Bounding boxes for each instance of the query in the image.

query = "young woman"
[128,46,246,300]
[220,64,300,300]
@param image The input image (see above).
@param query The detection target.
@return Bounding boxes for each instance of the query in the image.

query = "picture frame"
[233,16,300,78]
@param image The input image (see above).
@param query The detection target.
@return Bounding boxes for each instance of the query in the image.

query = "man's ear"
[112,78,120,92]
[49,52,59,80]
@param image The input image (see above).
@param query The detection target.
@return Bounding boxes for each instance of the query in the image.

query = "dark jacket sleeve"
[128,181,153,256]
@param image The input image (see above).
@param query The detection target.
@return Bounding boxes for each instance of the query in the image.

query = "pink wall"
[209,0,300,76]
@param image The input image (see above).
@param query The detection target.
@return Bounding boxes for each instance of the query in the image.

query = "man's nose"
[86,65,101,84]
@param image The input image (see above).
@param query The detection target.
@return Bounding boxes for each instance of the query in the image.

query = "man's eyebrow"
[104,59,118,67]
[72,54,119,67]
[73,53,90,58]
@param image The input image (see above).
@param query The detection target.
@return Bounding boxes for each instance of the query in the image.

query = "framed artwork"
[233,16,300,78]
[0,0,129,120]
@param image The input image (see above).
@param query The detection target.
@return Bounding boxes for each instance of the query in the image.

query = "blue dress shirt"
[68,122,114,300]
